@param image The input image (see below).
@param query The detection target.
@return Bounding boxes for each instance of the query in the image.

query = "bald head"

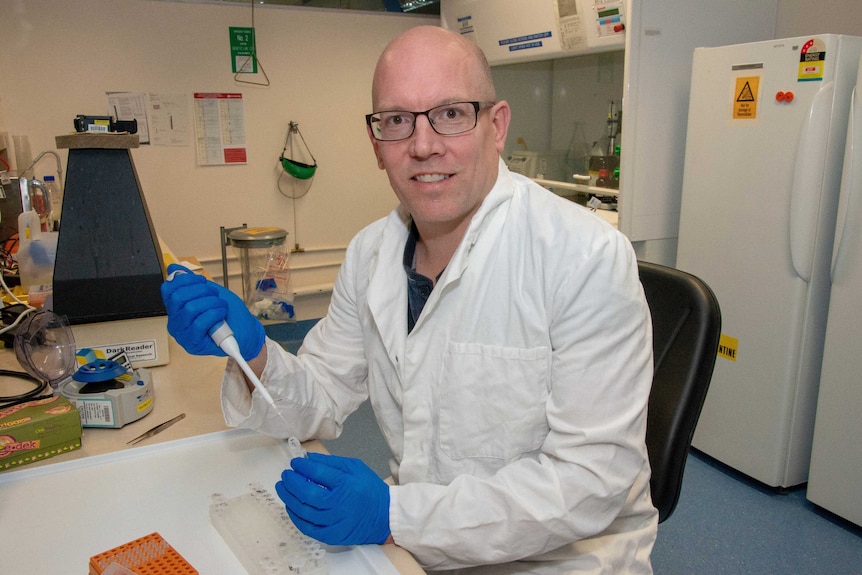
[365,24,511,241]
[372,25,496,110]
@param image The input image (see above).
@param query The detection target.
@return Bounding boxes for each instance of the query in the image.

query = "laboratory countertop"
[530,178,620,228]
[0,339,231,463]
[0,339,425,575]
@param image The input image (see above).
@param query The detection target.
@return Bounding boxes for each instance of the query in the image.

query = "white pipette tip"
[209,323,277,407]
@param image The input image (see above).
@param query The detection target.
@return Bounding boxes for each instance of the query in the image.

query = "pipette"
[166,269,289,425]
[207,322,278,404]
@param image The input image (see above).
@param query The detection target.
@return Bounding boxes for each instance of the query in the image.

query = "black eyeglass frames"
[366,101,494,142]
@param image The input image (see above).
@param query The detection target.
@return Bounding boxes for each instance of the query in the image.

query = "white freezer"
[807,51,862,526]
[677,35,862,488]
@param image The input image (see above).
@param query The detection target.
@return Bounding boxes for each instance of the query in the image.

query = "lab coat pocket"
[440,341,550,460]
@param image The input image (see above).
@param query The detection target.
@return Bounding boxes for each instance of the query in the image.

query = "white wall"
[2,0,861,309]
[0,0,432,306]
[776,0,862,37]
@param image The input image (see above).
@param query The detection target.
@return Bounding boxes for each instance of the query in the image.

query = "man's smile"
[414,173,451,183]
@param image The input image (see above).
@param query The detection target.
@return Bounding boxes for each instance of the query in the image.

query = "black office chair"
[638,261,721,523]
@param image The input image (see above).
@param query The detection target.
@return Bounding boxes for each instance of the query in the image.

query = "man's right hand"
[161,264,265,361]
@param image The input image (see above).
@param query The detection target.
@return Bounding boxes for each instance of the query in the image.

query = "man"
[163,25,657,574]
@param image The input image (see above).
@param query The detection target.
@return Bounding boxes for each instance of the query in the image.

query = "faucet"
[20,149,63,182]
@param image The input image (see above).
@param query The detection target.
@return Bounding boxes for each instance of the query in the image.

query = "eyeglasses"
[366,101,493,142]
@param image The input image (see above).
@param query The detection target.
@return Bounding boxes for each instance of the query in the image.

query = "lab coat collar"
[366,158,514,350]
[435,158,514,287]
[366,209,412,365]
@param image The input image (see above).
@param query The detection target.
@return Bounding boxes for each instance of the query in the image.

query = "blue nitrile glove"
[275,452,391,546]
[160,263,266,361]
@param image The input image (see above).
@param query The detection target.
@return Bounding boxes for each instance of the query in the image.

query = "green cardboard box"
[0,395,83,471]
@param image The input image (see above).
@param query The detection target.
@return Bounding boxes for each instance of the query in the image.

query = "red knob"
[776,91,795,103]
[614,23,625,33]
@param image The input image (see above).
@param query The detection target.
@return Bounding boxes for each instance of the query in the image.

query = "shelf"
[531,177,619,197]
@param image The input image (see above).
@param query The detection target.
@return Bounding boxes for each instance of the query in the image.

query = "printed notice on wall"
[230,27,258,74]
[193,92,248,165]
[106,92,151,144]
[149,93,191,147]
[104,92,192,147]
[556,0,587,53]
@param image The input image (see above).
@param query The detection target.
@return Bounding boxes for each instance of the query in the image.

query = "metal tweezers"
[127,413,186,445]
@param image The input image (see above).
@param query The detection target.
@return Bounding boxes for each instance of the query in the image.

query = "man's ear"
[490,101,511,154]
[367,125,386,170]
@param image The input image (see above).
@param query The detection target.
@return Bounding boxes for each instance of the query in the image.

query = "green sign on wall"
[229,27,257,74]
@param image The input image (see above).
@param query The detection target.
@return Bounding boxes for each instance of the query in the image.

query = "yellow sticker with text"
[718,334,738,362]
[798,38,826,82]
[733,77,759,120]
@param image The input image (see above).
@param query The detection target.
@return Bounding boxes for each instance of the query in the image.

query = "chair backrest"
[638,261,721,523]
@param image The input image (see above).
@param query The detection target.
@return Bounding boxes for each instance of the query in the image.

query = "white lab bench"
[0,340,424,575]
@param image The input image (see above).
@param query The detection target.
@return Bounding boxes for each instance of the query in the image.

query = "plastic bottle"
[16,210,59,294]
[43,174,63,230]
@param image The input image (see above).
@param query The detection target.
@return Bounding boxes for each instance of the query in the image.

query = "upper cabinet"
[441,0,777,265]
[441,0,626,65]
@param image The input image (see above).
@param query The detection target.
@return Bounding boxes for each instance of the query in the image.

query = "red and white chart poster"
[193,92,248,165]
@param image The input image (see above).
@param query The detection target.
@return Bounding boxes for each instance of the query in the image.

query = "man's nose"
[409,114,441,156]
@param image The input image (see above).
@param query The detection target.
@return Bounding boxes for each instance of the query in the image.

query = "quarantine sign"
[733,76,759,120]
[718,333,739,362]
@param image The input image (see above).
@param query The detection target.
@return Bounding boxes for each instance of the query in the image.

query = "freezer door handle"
[831,79,862,281]
[790,81,833,282]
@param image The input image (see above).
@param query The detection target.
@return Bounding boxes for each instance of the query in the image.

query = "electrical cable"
[0,303,50,408]
[0,225,37,314]
[1,229,20,278]
[0,305,36,335]
[0,272,35,321]
[0,368,49,409]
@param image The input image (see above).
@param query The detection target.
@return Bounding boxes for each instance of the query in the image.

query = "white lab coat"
[221,160,658,573]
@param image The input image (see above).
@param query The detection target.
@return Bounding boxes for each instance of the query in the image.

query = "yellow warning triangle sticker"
[737,81,756,102]
[733,76,759,119]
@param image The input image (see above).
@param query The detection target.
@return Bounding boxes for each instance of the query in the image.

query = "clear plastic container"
[43,174,63,230]
[16,209,59,293]
[227,227,295,321]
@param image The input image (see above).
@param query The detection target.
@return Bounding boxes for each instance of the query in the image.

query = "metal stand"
[219,224,247,289]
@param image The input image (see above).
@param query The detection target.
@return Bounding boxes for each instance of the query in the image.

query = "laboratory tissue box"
[0,395,82,471]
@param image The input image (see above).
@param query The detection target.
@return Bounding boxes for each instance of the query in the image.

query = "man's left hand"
[276,453,391,546]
